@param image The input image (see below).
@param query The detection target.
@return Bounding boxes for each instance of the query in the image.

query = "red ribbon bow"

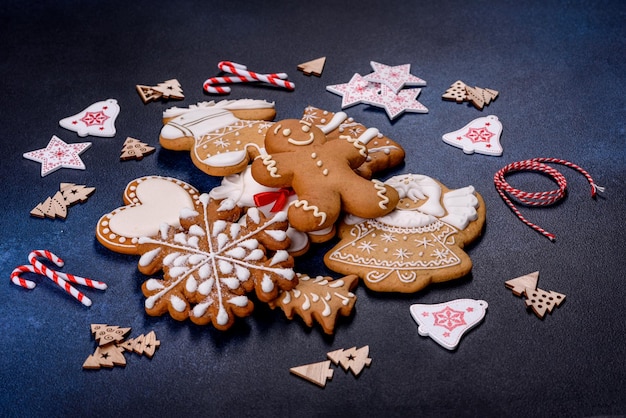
[253,188,295,212]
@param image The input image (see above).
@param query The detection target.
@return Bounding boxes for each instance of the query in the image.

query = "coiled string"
[493,158,604,241]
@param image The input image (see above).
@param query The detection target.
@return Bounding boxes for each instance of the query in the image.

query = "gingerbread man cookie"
[300,106,405,179]
[251,119,399,233]
[324,173,485,293]
[159,99,277,176]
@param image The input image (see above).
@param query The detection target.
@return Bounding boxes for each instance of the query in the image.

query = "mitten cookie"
[96,176,202,255]
[324,173,485,293]
[251,119,399,233]
[159,99,277,176]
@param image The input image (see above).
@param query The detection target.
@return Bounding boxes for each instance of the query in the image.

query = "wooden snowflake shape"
[136,195,296,330]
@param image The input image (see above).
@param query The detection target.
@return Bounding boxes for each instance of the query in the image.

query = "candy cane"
[203,61,295,94]
[28,250,107,290]
[203,73,288,94]
[11,264,39,289]
[494,158,604,241]
[10,250,106,307]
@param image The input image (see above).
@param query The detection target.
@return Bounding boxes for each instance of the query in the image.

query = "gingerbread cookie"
[324,173,485,293]
[251,119,399,234]
[159,99,276,176]
[136,195,296,330]
[96,176,201,255]
[209,164,313,255]
[300,106,405,179]
[269,273,358,334]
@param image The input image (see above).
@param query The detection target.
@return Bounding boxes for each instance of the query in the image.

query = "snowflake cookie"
[324,173,485,293]
[136,194,296,330]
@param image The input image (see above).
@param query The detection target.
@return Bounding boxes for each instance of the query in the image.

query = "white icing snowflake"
[136,194,295,330]
[357,240,377,254]
[393,248,413,260]
[380,232,398,243]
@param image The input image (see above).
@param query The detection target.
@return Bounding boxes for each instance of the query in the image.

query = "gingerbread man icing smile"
[251,119,399,233]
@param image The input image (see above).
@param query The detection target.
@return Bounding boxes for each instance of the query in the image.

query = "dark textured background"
[1,1,624,416]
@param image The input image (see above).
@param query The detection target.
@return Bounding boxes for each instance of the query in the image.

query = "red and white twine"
[10,250,107,307]
[494,158,604,241]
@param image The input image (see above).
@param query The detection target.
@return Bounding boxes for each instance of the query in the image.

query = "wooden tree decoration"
[83,324,161,370]
[524,288,566,318]
[152,79,184,100]
[505,271,539,297]
[327,346,372,376]
[442,80,468,103]
[290,360,334,388]
[136,79,184,103]
[30,183,95,219]
[297,57,326,77]
[120,137,155,161]
[505,272,565,319]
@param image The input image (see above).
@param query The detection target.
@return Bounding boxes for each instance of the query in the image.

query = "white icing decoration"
[186,276,198,292]
[108,177,195,238]
[139,248,161,267]
[265,230,287,241]
[261,274,274,293]
[244,249,264,261]
[228,295,249,307]
[198,277,214,294]
[145,278,164,291]
[170,295,186,312]
[269,250,289,266]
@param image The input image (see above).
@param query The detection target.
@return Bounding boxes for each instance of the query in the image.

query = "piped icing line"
[372,180,391,209]
[342,135,368,158]
[318,111,348,134]
[289,200,327,226]
[257,154,281,178]
[355,127,380,146]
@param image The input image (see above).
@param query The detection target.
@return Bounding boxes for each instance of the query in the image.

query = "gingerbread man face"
[264,119,327,153]
[251,119,399,233]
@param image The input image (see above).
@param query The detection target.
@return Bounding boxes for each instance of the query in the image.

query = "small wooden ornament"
[91,324,131,346]
[130,331,161,358]
[136,85,162,104]
[120,137,155,161]
[83,344,127,369]
[290,360,334,388]
[442,80,468,103]
[505,271,539,297]
[524,287,566,318]
[152,79,184,100]
[327,346,372,376]
[30,183,95,219]
[136,79,184,103]
[297,57,326,77]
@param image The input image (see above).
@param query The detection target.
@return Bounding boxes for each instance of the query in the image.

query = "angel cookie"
[159,99,277,176]
[251,119,399,234]
[324,173,485,293]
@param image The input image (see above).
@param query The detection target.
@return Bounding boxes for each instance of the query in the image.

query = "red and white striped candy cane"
[203,72,288,94]
[216,61,295,91]
[28,250,107,290]
[11,264,39,289]
[494,157,604,241]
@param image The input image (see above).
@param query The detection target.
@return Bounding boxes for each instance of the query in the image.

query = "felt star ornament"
[23,135,92,177]
[363,61,426,93]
